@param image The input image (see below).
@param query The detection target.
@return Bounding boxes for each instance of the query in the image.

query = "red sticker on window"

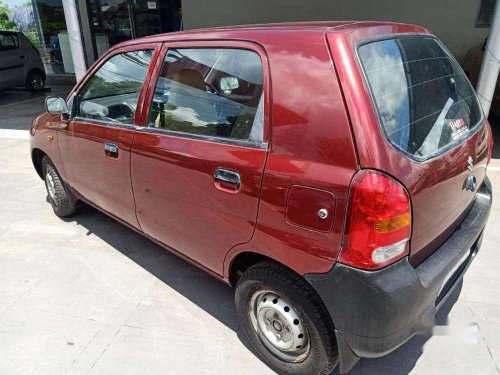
[449,118,467,140]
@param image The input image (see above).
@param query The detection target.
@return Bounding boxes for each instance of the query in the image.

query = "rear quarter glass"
[357,36,484,161]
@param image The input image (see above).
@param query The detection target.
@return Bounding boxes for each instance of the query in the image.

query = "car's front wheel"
[235,261,338,375]
[42,156,76,217]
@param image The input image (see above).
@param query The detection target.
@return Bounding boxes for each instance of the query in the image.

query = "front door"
[131,42,269,274]
[58,43,160,228]
[0,32,25,88]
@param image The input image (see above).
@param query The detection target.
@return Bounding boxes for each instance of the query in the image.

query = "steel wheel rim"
[45,171,57,205]
[32,75,43,90]
[249,290,310,363]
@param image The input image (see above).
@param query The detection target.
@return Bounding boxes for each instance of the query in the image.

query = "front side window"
[0,33,19,51]
[358,37,482,160]
[149,48,264,142]
[76,50,153,124]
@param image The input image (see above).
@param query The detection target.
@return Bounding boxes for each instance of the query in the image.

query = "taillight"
[338,170,411,270]
[487,122,493,165]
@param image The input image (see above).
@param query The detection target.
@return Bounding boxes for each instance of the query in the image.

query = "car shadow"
[64,203,461,375]
[66,204,240,331]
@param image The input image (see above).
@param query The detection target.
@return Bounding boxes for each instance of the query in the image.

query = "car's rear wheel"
[42,156,76,217]
[26,69,45,92]
[235,261,338,375]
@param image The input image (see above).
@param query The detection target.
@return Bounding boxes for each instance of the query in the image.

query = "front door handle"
[214,168,241,193]
[104,142,119,158]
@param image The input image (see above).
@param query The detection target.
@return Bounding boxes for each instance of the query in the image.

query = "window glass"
[87,0,182,57]
[77,50,153,124]
[149,48,264,142]
[358,37,482,160]
[0,33,19,51]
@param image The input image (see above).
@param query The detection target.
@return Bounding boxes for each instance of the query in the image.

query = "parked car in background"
[463,38,500,115]
[30,22,493,375]
[0,31,46,92]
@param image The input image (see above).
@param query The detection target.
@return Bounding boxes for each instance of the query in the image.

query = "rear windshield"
[358,37,483,160]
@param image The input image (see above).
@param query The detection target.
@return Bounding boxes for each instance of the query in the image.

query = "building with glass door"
[82,0,181,63]
[29,0,181,75]
[21,0,495,79]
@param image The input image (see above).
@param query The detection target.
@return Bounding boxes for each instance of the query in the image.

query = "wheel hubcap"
[249,291,310,363]
[45,171,57,204]
[32,75,43,90]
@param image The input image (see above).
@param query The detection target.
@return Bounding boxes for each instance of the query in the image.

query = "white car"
[0,31,46,92]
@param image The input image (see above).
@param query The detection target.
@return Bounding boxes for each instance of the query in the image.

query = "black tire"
[25,69,45,92]
[42,156,76,217]
[235,261,338,375]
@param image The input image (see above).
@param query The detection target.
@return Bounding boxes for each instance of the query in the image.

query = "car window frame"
[68,42,163,129]
[137,40,271,150]
[355,33,485,163]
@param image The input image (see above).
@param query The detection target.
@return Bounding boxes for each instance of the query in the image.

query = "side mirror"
[45,96,69,114]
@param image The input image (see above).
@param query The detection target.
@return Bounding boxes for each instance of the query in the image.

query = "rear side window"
[0,33,19,51]
[149,48,264,142]
[358,37,483,160]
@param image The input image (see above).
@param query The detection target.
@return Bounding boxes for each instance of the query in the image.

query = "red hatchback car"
[30,22,493,374]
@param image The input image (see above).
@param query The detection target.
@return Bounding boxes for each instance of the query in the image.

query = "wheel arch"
[227,250,332,296]
[27,67,46,80]
[227,251,276,287]
[31,148,47,179]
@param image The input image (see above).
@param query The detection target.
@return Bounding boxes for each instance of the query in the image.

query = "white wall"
[181,0,491,63]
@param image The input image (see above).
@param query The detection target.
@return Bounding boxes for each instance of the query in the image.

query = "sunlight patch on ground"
[0,130,29,140]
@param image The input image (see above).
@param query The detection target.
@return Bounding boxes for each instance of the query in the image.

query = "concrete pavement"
[0,86,70,131]
[0,88,500,374]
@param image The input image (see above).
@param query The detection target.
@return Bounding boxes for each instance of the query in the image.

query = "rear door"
[335,34,489,265]
[131,42,269,275]
[0,32,25,88]
[58,43,161,228]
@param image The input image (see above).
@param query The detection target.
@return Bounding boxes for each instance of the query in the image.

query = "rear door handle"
[20,55,25,59]
[214,168,241,193]
[104,142,119,158]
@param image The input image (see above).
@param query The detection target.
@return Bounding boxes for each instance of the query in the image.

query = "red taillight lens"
[338,170,411,270]
[487,122,493,165]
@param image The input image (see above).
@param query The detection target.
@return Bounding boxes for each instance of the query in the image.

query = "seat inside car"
[155,68,218,133]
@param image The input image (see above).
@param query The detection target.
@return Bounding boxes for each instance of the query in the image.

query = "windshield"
[358,37,483,160]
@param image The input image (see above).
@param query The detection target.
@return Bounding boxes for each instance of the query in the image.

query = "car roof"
[117,21,429,46]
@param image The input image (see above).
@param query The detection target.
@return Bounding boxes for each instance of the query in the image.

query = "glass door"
[131,0,161,38]
[88,0,134,56]
[88,0,182,58]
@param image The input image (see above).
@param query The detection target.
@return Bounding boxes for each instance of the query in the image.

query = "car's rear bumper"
[305,175,492,374]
